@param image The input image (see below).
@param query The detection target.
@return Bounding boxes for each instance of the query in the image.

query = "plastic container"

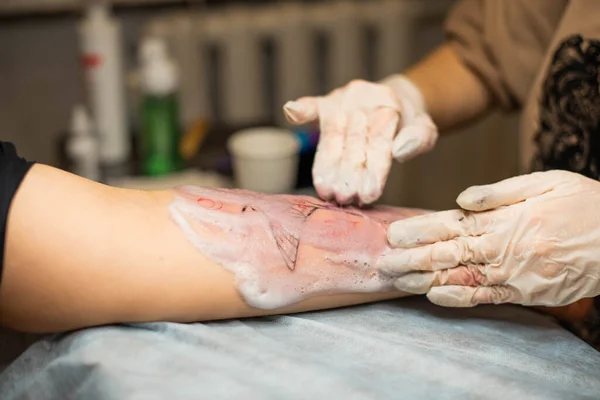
[139,37,183,176]
[79,1,130,166]
[227,127,300,193]
[66,105,101,181]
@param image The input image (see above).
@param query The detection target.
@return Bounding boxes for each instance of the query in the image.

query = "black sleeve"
[0,142,34,283]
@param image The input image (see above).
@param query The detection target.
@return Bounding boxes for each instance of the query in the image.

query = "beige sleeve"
[445,0,568,110]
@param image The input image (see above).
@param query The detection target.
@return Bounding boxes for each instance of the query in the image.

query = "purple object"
[294,128,320,154]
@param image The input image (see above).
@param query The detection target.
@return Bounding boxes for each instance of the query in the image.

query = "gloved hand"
[283,76,438,205]
[378,170,600,307]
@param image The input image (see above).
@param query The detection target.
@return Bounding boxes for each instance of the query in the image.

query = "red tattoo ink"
[196,197,223,210]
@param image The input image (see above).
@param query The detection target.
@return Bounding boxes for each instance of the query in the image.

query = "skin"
[402,44,493,132]
[1,164,421,333]
[169,186,426,309]
[0,165,586,333]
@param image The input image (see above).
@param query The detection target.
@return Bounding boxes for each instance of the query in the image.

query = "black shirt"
[0,142,34,282]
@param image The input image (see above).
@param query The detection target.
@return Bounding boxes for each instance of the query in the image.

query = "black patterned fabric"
[532,34,600,178]
[532,34,600,349]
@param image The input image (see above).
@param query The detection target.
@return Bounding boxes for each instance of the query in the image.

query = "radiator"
[144,0,453,128]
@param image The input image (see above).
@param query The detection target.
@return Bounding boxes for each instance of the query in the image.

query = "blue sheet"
[1,297,599,399]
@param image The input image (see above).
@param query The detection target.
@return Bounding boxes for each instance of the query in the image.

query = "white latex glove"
[378,170,600,307]
[283,77,438,205]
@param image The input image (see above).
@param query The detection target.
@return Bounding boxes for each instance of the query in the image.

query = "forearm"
[385,44,493,132]
[1,165,406,333]
[2,165,592,333]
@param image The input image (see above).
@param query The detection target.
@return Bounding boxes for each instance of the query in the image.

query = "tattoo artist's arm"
[402,44,493,131]
[1,165,405,333]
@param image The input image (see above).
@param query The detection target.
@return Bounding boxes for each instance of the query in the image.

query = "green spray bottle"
[139,37,183,176]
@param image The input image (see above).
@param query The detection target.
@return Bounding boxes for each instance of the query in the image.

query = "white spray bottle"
[79,0,130,168]
[66,105,101,182]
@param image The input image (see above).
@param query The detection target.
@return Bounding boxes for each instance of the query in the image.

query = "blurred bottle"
[139,37,183,176]
[79,1,130,168]
[66,105,101,181]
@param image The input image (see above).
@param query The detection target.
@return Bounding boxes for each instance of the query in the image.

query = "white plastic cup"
[227,127,300,193]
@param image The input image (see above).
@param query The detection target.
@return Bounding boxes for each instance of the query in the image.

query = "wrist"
[380,74,427,114]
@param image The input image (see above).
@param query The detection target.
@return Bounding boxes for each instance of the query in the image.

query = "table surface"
[1,298,599,400]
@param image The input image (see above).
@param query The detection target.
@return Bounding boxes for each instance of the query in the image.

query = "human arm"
[282,0,568,205]
[280,43,488,206]
[1,163,418,333]
[281,14,492,204]
[398,44,492,132]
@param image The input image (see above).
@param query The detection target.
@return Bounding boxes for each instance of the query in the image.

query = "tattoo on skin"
[169,186,427,309]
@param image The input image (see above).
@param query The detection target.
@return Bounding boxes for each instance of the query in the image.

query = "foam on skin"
[169,186,427,309]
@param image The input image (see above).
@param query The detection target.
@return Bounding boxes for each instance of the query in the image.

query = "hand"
[283,77,438,205]
[378,170,600,307]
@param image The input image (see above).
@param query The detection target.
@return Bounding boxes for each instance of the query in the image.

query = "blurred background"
[0,0,519,210]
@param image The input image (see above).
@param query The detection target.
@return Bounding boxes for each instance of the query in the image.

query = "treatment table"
[0,297,599,399]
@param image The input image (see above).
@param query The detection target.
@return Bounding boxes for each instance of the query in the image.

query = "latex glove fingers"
[392,114,438,163]
[386,209,497,248]
[357,108,398,205]
[311,82,400,204]
[379,235,500,276]
[391,264,509,294]
[310,91,347,201]
[333,111,369,204]
[426,285,519,307]
[283,96,319,125]
[457,169,581,211]
[284,80,400,126]
[387,170,584,250]
[331,109,398,205]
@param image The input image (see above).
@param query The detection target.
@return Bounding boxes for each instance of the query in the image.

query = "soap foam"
[169,186,427,309]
